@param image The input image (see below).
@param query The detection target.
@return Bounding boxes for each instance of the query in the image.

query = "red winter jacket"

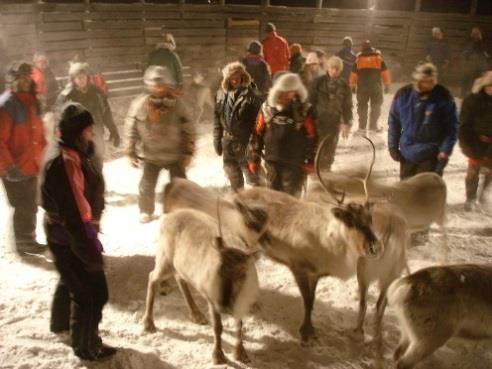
[262,32,290,75]
[0,91,46,177]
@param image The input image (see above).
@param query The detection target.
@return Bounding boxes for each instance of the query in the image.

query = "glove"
[5,165,27,182]
[389,148,401,162]
[384,85,390,94]
[129,155,140,168]
[214,139,222,156]
[340,124,351,139]
[110,131,121,147]
[303,163,315,175]
[248,162,258,174]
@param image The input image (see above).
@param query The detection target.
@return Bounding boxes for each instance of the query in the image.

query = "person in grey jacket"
[125,66,195,223]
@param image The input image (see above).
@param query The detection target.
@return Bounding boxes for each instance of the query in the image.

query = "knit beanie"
[265,22,276,33]
[59,102,94,147]
[144,65,177,87]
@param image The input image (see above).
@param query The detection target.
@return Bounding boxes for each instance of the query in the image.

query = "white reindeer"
[142,201,267,365]
[307,136,409,340]
[164,177,383,342]
[387,264,492,369]
[316,148,447,260]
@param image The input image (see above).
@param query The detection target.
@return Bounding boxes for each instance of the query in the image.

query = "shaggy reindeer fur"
[142,205,267,365]
[388,264,492,369]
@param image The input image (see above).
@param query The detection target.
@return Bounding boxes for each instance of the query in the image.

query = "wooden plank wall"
[1,3,491,97]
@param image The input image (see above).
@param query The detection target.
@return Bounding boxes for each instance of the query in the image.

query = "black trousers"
[400,157,447,180]
[1,176,38,248]
[48,241,108,354]
[139,161,186,215]
[265,161,305,198]
[356,88,383,130]
[465,160,492,201]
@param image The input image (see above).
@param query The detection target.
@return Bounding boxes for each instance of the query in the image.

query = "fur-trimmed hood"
[472,71,492,94]
[267,72,307,109]
[221,62,252,91]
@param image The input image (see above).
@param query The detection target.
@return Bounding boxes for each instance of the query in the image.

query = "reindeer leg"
[233,319,250,363]
[354,260,368,336]
[175,277,208,325]
[209,303,227,365]
[373,285,389,358]
[143,264,173,332]
[291,268,319,342]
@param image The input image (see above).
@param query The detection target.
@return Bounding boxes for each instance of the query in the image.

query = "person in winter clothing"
[214,62,262,192]
[262,22,290,75]
[388,63,458,180]
[125,66,195,223]
[240,41,272,97]
[147,32,183,88]
[350,40,391,133]
[56,62,120,166]
[461,27,491,98]
[0,61,47,254]
[309,56,352,171]
[248,72,317,197]
[336,36,357,83]
[459,71,492,211]
[289,43,305,74]
[425,27,450,84]
[70,54,108,95]
[31,52,59,113]
[42,103,116,361]
[299,52,324,89]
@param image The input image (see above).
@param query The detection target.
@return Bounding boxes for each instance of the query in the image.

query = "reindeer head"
[331,203,382,257]
[316,135,382,257]
[232,198,269,250]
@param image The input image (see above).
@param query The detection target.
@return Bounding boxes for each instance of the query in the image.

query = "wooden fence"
[1,2,491,97]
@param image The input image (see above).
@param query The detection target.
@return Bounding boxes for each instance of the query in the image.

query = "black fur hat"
[59,102,94,147]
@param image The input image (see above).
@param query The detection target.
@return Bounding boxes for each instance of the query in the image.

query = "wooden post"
[470,0,478,15]
[316,0,323,9]
[414,0,421,12]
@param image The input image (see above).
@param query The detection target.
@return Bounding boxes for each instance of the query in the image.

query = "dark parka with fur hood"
[213,62,262,160]
[459,71,492,161]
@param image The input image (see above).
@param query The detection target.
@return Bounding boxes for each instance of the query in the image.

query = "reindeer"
[316,145,447,260]
[164,177,382,342]
[142,200,268,365]
[387,264,492,369]
[306,136,409,340]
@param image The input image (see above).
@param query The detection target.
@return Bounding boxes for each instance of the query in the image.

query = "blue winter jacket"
[388,84,458,163]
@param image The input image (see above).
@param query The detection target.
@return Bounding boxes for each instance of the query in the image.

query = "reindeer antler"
[315,136,345,205]
[360,135,376,203]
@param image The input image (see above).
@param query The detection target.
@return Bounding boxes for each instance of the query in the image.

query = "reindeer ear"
[332,207,355,228]
[234,199,268,233]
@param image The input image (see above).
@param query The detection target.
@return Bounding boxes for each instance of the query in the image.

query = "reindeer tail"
[387,276,411,307]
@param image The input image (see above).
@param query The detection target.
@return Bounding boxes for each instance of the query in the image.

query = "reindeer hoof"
[234,345,251,363]
[142,319,157,333]
[300,324,317,343]
[190,311,208,325]
[212,350,227,365]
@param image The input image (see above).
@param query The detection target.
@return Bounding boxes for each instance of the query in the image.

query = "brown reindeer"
[388,264,492,369]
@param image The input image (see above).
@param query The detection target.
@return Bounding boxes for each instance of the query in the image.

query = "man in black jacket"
[214,62,262,191]
[42,103,116,361]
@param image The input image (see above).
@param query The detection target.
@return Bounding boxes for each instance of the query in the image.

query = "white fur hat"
[472,71,492,94]
[267,72,307,108]
[305,52,320,65]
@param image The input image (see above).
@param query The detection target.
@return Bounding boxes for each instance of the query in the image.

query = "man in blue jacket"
[388,63,458,180]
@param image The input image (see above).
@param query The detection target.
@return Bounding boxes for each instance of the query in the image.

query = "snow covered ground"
[1,92,492,369]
